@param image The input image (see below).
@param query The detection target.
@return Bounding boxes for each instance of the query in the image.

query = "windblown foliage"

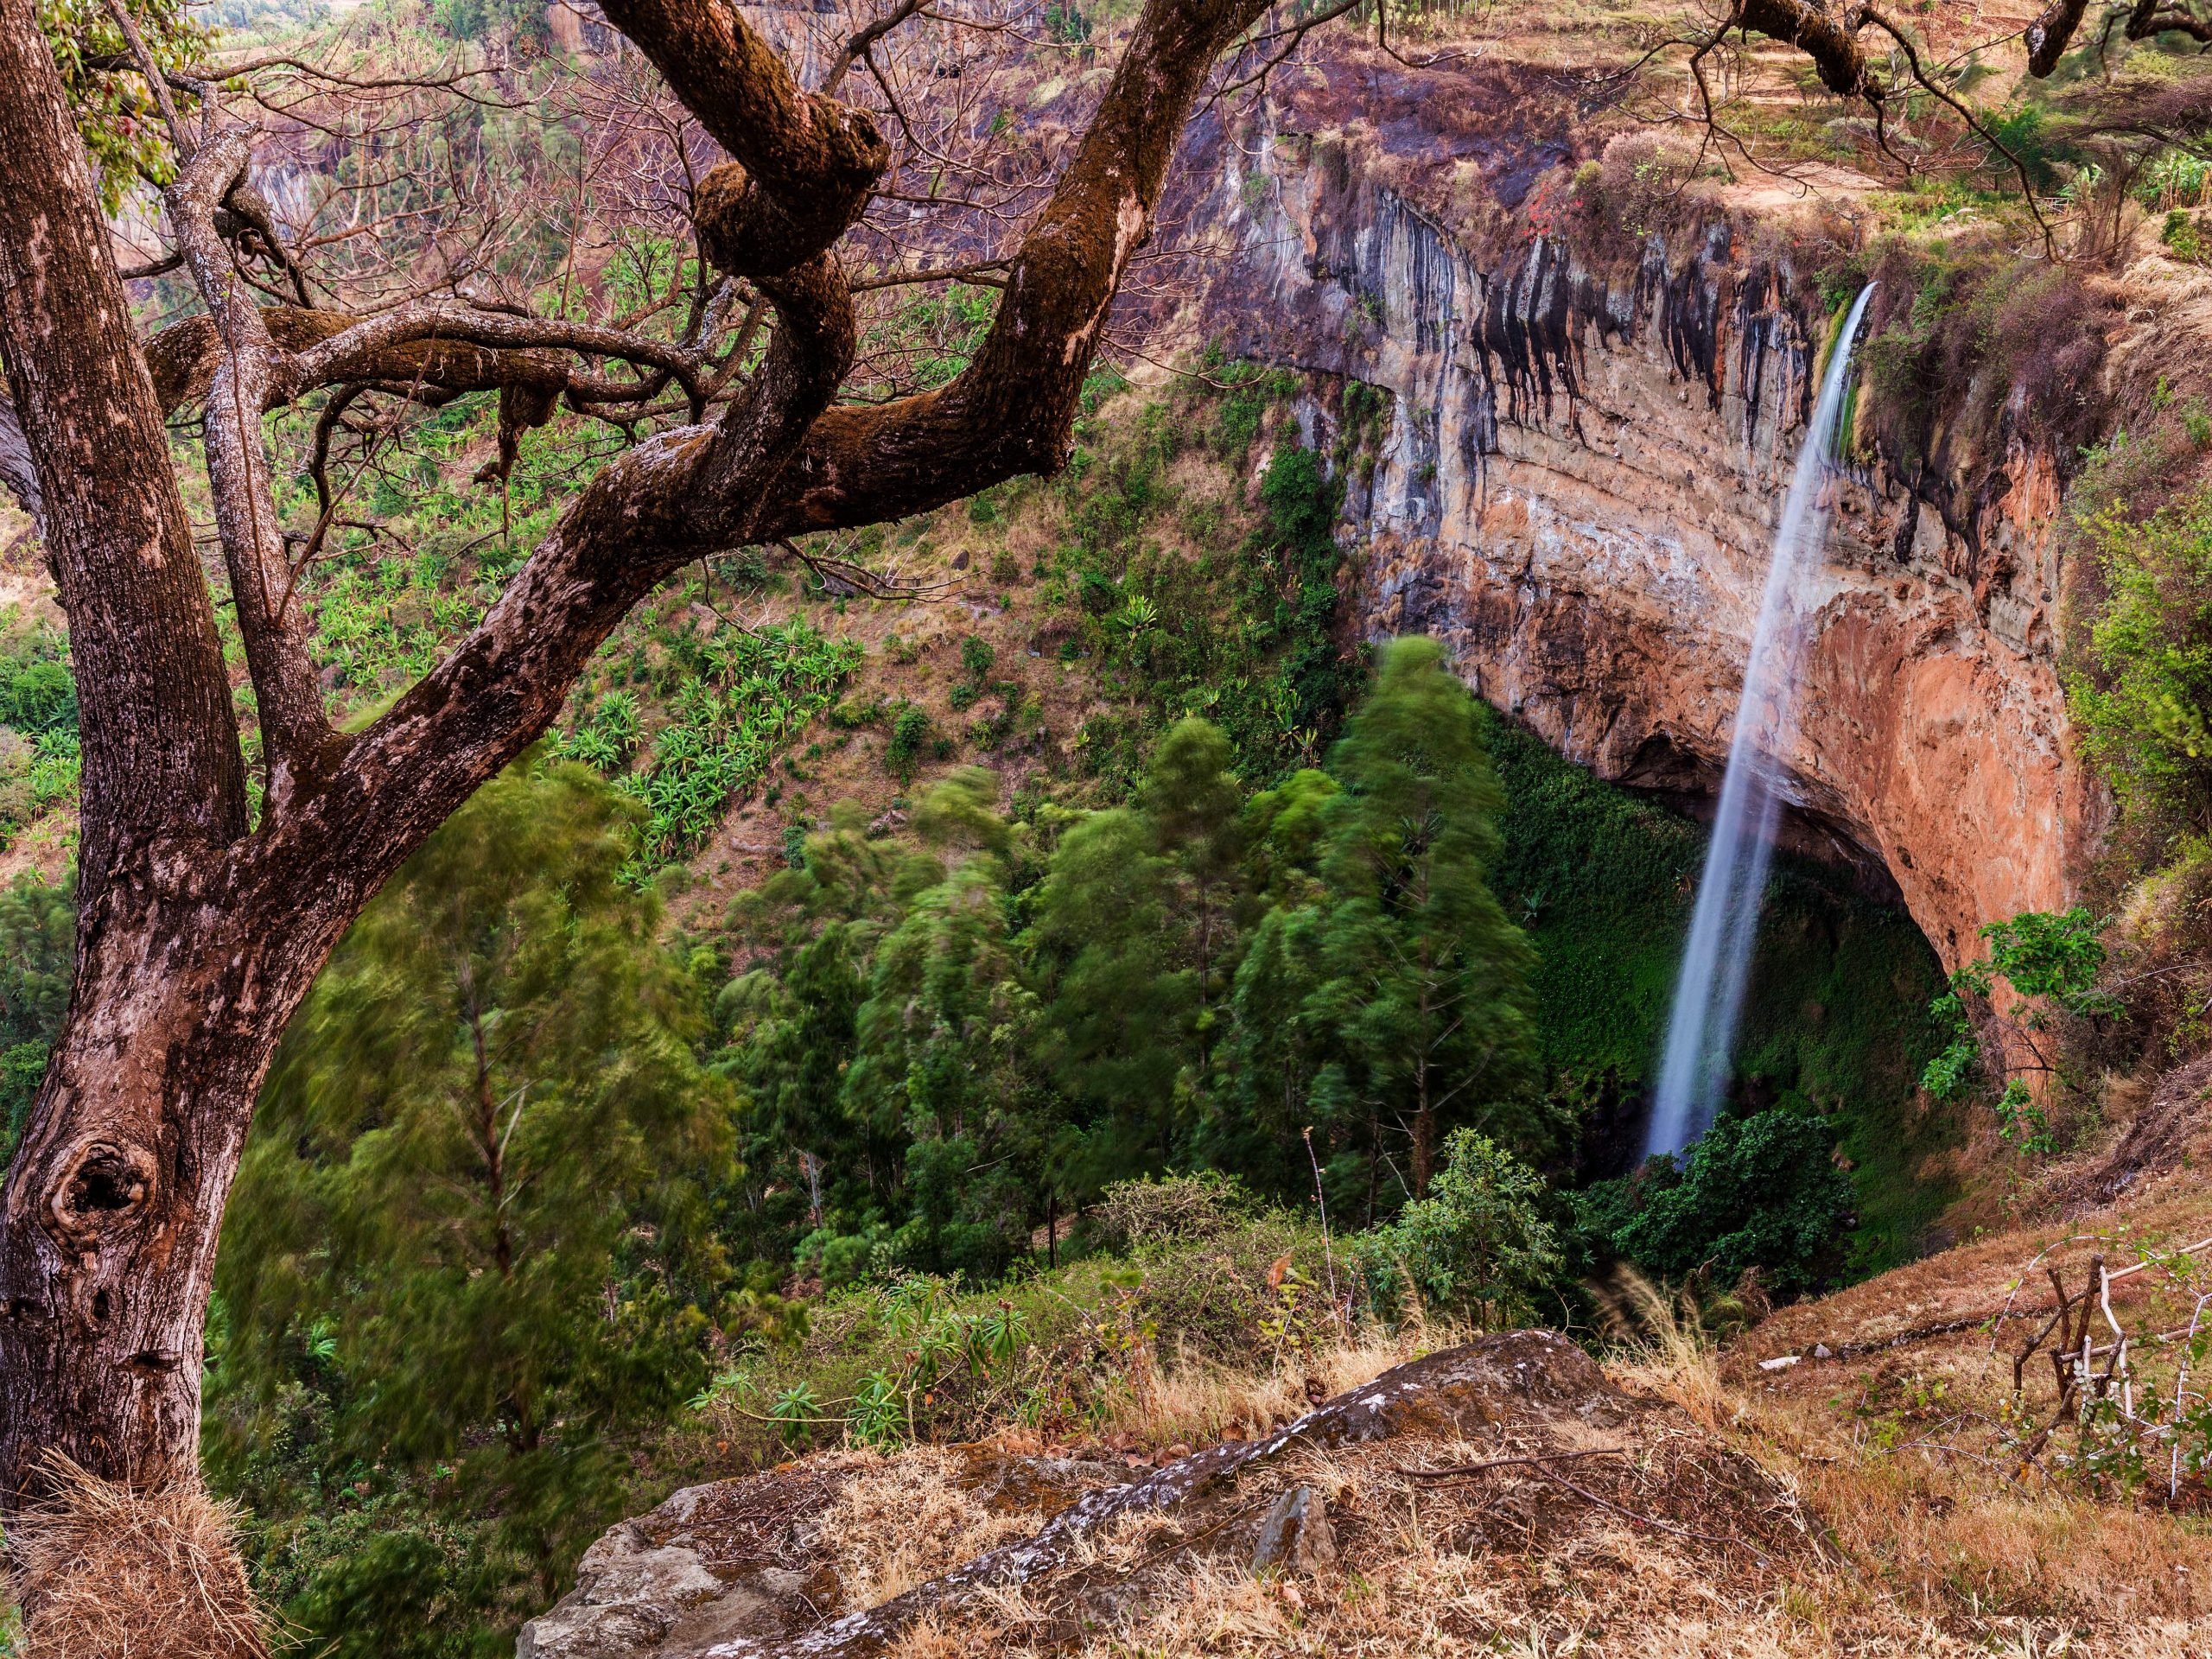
[210,757,734,1643]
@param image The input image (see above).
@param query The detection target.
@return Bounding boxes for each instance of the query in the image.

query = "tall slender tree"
[1305,639,1547,1200]
[214,757,732,1599]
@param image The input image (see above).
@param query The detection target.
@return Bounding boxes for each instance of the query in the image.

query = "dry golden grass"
[823,1446,1037,1608]
[1114,1321,1459,1453]
[834,1220,2212,1656]
[8,1453,270,1659]
[1609,1167,2212,1652]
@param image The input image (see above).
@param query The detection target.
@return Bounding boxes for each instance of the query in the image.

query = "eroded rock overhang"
[1176,106,2093,969]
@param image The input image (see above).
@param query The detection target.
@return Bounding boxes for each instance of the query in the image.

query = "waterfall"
[1642,285,1878,1160]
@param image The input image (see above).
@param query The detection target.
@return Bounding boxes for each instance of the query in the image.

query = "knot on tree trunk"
[44,1139,157,1254]
[693,131,887,283]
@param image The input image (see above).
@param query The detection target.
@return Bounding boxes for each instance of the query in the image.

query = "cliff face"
[1175,75,2095,969]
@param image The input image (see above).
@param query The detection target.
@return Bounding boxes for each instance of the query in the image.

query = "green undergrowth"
[0,607,79,848]
[1039,365,1364,792]
[558,616,862,867]
[1486,719,1956,1275]
[696,1198,1330,1461]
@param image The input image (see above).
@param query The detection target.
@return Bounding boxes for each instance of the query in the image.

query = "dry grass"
[839,1221,2212,1656]
[1590,1268,1736,1436]
[823,1447,1037,1608]
[1611,1171,2212,1651]
[855,1425,1840,1656]
[8,1453,270,1659]
[1117,1322,1460,1453]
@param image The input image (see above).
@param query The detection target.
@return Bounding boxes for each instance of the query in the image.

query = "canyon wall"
[1174,77,2097,969]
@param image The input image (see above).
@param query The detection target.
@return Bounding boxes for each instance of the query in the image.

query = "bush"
[887,706,931,783]
[1575,1106,1854,1298]
[2069,474,2212,836]
[697,1215,1326,1459]
[1091,1172,1263,1253]
[1853,243,2107,489]
[1347,1131,1560,1329]
[1921,907,2115,1154]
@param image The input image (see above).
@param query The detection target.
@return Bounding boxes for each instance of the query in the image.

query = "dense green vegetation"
[2070,422,2212,842]
[0,874,70,1164]
[1040,372,1369,788]
[0,608,80,848]
[1488,721,1955,1274]
[0,241,1955,1648]
[209,759,738,1650]
[716,637,1553,1289]
[696,1174,1332,1462]
[176,617,1958,1651]
[1573,1107,1858,1298]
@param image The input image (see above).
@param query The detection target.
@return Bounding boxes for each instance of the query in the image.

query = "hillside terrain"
[10,0,2212,1656]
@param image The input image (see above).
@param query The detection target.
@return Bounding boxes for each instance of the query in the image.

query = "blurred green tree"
[212,755,734,1621]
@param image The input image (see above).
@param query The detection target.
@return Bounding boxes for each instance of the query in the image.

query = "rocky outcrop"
[521,1331,1801,1658]
[1175,54,2101,966]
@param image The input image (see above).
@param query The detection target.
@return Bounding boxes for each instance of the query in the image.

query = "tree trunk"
[0,870,345,1498]
[0,0,272,1505]
[1411,1074,1437,1198]
[1411,987,1437,1199]
[0,0,1289,1512]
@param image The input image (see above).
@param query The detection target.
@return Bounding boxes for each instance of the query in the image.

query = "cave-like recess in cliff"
[1486,715,1959,1276]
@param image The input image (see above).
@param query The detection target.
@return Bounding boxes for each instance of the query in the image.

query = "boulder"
[522,1330,1642,1659]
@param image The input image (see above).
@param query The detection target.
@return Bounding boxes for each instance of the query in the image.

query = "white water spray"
[1643,285,1877,1160]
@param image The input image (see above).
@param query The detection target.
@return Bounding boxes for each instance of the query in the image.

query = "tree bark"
[0,0,259,1502]
[0,875,350,1496]
[0,0,1281,1510]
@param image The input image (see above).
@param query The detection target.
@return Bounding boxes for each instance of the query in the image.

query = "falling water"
[1642,286,1878,1160]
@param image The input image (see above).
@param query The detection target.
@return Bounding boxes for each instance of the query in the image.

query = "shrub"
[1921,907,2115,1154]
[1575,1105,1854,1298]
[887,706,932,783]
[2069,474,2212,835]
[1853,244,2107,488]
[1091,1171,1263,1253]
[959,636,997,682]
[1347,1131,1560,1329]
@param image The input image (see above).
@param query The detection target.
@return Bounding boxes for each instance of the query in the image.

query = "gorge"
[15,0,2212,1651]
[1166,52,2107,977]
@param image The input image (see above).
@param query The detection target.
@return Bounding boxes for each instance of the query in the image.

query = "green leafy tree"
[1208,900,1330,1197]
[2071,480,2212,832]
[1575,1104,1856,1297]
[211,757,734,1626]
[1033,719,1249,1185]
[1348,1129,1560,1328]
[842,776,1049,1281]
[715,804,912,1262]
[1203,768,1340,1193]
[38,0,213,209]
[1305,638,1547,1202]
[1922,906,2113,1152]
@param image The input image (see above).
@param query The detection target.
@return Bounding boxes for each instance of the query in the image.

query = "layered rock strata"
[1179,76,2096,965]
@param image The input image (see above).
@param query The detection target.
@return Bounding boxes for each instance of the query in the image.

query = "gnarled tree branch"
[165,130,336,788]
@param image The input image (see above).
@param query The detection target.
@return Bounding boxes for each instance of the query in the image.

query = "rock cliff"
[1171,54,2104,967]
